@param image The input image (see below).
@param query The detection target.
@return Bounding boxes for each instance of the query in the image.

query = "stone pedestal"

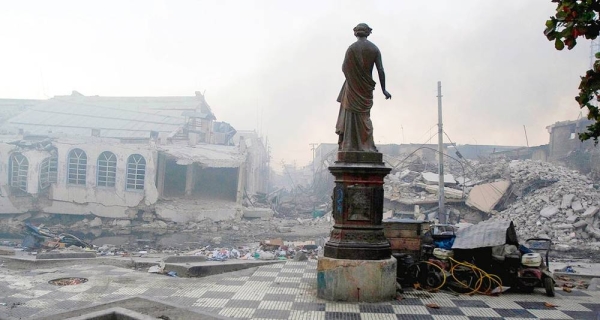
[318,151,396,302]
[317,256,397,302]
[324,152,392,260]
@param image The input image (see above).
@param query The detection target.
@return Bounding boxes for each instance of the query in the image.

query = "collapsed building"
[307,117,600,252]
[0,91,269,227]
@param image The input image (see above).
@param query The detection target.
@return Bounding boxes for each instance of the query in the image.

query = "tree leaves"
[546,0,600,142]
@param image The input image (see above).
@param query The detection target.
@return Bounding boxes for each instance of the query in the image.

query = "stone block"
[540,206,559,218]
[582,206,599,219]
[565,215,578,224]
[572,201,584,213]
[317,256,396,302]
[561,194,575,209]
[573,220,588,228]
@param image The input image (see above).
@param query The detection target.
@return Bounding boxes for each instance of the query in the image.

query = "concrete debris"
[573,220,588,228]
[561,194,575,209]
[492,160,600,251]
[88,217,103,228]
[582,206,599,219]
[540,206,559,218]
[384,171,465,205]
[565,215,579,224]
[421,172,456,185]
[414,183,464,199]
[572,201,584,213]
[465,180,511,213]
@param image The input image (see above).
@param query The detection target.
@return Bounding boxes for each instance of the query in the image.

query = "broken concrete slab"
[572,201,584,213]
[573,220,588,228]
[565,215,579,224]
[465,180,511,213]
[555,223,574,230]
[414,183,464,199]
[540,206,559,218]
[582,206,599,219]
[421,172,456,185]
[586,225,600,239]
[561,194,575,209]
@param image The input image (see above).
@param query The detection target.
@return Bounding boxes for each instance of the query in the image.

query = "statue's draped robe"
[335,43,378,152]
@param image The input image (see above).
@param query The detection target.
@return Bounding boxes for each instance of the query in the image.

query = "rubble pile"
[493,160,600,250]
[384,169,466,203]
[445,157,510,184]
[383,157,511,204]
[274,189,329,218]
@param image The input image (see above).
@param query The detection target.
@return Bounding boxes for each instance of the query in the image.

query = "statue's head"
[353,23,372,38]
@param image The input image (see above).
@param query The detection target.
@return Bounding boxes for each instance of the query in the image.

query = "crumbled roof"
[7,92,216,139]
[158,143,245,168]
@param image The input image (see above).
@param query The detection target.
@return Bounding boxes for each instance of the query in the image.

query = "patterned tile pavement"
[0,260,600,319]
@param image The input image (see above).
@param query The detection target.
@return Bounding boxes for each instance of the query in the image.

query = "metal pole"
[523,125,529,147]
[310,143,318,184]
[437,81,446,224]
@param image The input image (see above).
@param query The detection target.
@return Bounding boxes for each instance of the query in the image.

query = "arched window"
[39,154,58,189]
[126,154,146,190]
[97,151,117,187]
[68,148,87,185]
[9,153,28,192]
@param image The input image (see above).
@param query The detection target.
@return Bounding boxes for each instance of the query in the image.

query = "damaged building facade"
[0,92,268,224]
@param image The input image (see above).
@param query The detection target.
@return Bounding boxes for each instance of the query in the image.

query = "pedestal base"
[317,256,397,302]
[325,151,392,260]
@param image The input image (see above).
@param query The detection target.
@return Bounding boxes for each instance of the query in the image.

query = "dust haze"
[0,0,588,168]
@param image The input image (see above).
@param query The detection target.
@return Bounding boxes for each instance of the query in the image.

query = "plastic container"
[521,253,542,267]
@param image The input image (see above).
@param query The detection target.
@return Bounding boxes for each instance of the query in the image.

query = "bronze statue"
[336,23,391,152]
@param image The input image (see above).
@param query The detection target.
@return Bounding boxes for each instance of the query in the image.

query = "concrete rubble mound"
[492,160,600,251]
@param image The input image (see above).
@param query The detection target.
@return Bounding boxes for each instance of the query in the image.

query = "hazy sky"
[0,1,590,167]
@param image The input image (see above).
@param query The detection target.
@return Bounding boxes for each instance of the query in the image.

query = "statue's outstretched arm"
[375,52,391,99]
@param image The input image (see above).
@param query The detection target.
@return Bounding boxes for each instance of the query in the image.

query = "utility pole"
[309,143,318,192]
[437,81,446,224]
[523,125,529,147]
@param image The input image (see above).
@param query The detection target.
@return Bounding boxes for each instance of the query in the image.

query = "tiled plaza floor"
[1,260,599,319]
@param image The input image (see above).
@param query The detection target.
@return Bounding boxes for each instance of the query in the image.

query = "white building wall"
[0,138,159,218]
